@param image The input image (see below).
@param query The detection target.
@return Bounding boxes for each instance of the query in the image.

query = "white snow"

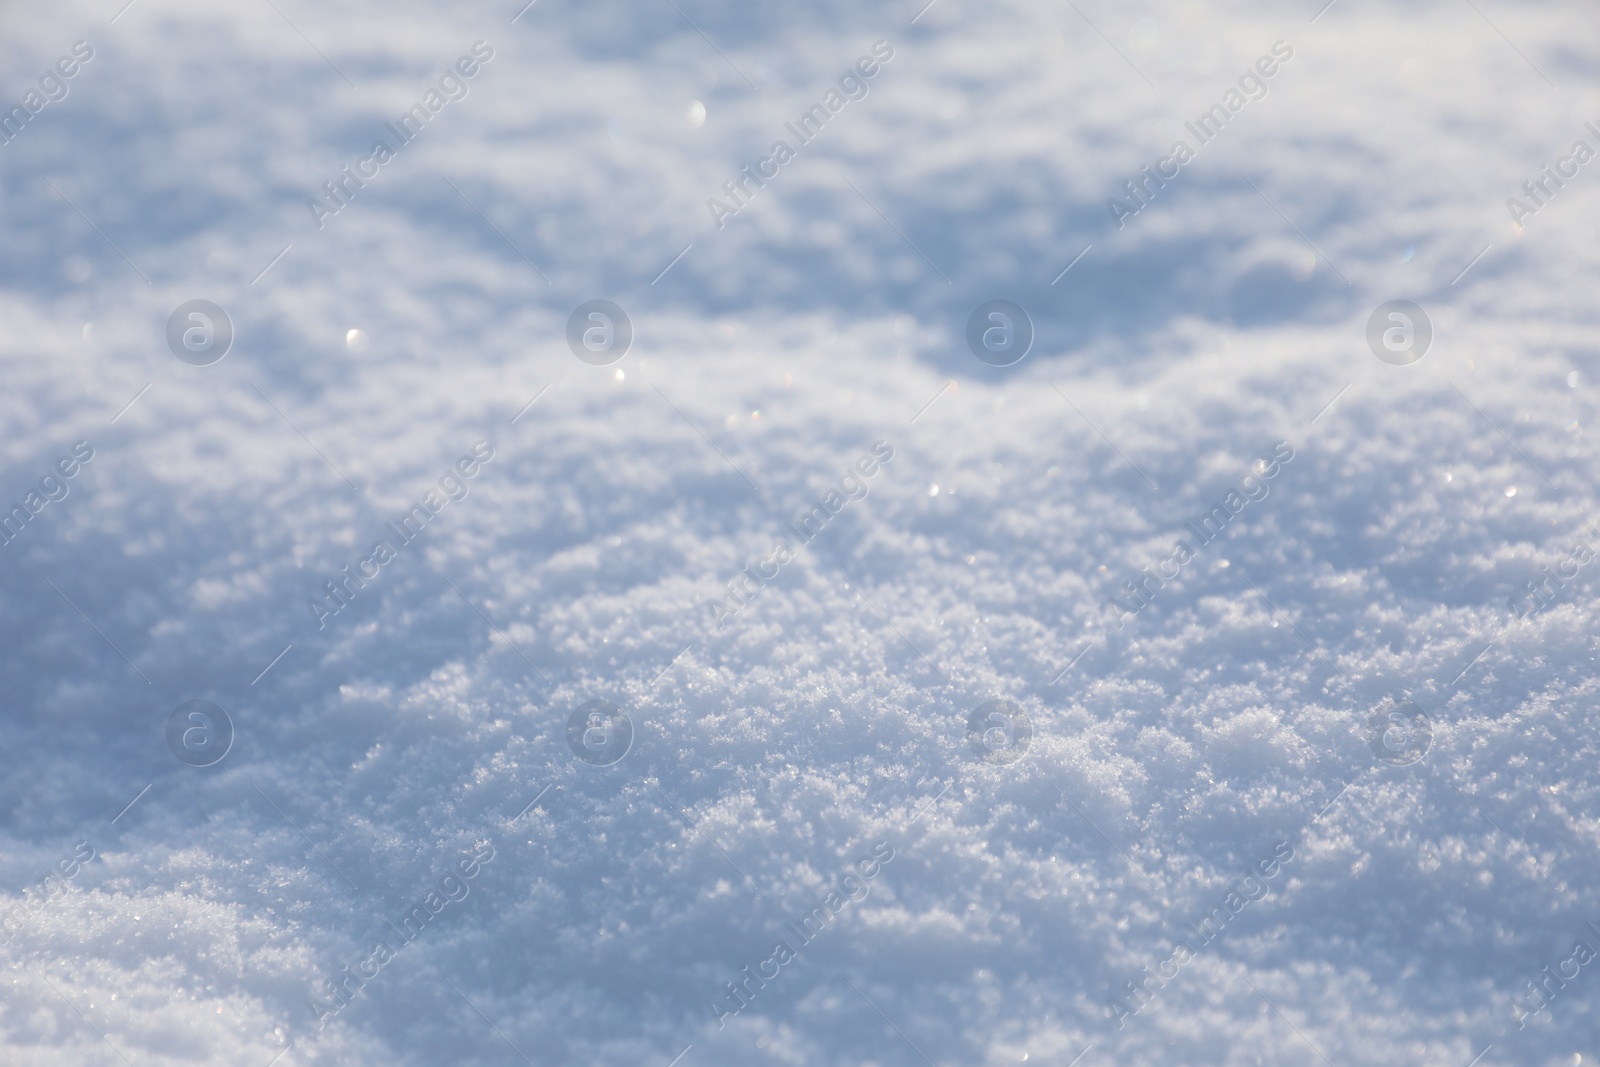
[2,0,1599,1064]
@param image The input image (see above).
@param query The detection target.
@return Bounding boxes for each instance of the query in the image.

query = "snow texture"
[1,0,1599,1064]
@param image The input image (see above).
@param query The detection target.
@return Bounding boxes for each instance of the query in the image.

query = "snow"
[2,0,1599,1064]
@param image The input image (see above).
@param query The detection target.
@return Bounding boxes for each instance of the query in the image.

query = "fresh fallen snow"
[1,0,1598,1064]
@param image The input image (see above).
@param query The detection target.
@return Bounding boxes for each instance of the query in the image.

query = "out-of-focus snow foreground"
[1,0,1598,1063]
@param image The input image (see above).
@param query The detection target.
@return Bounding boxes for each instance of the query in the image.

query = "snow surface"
[2,0,1599,1064]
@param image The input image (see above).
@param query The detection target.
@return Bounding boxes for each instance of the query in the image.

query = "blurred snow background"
[1,0,1599,1063]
